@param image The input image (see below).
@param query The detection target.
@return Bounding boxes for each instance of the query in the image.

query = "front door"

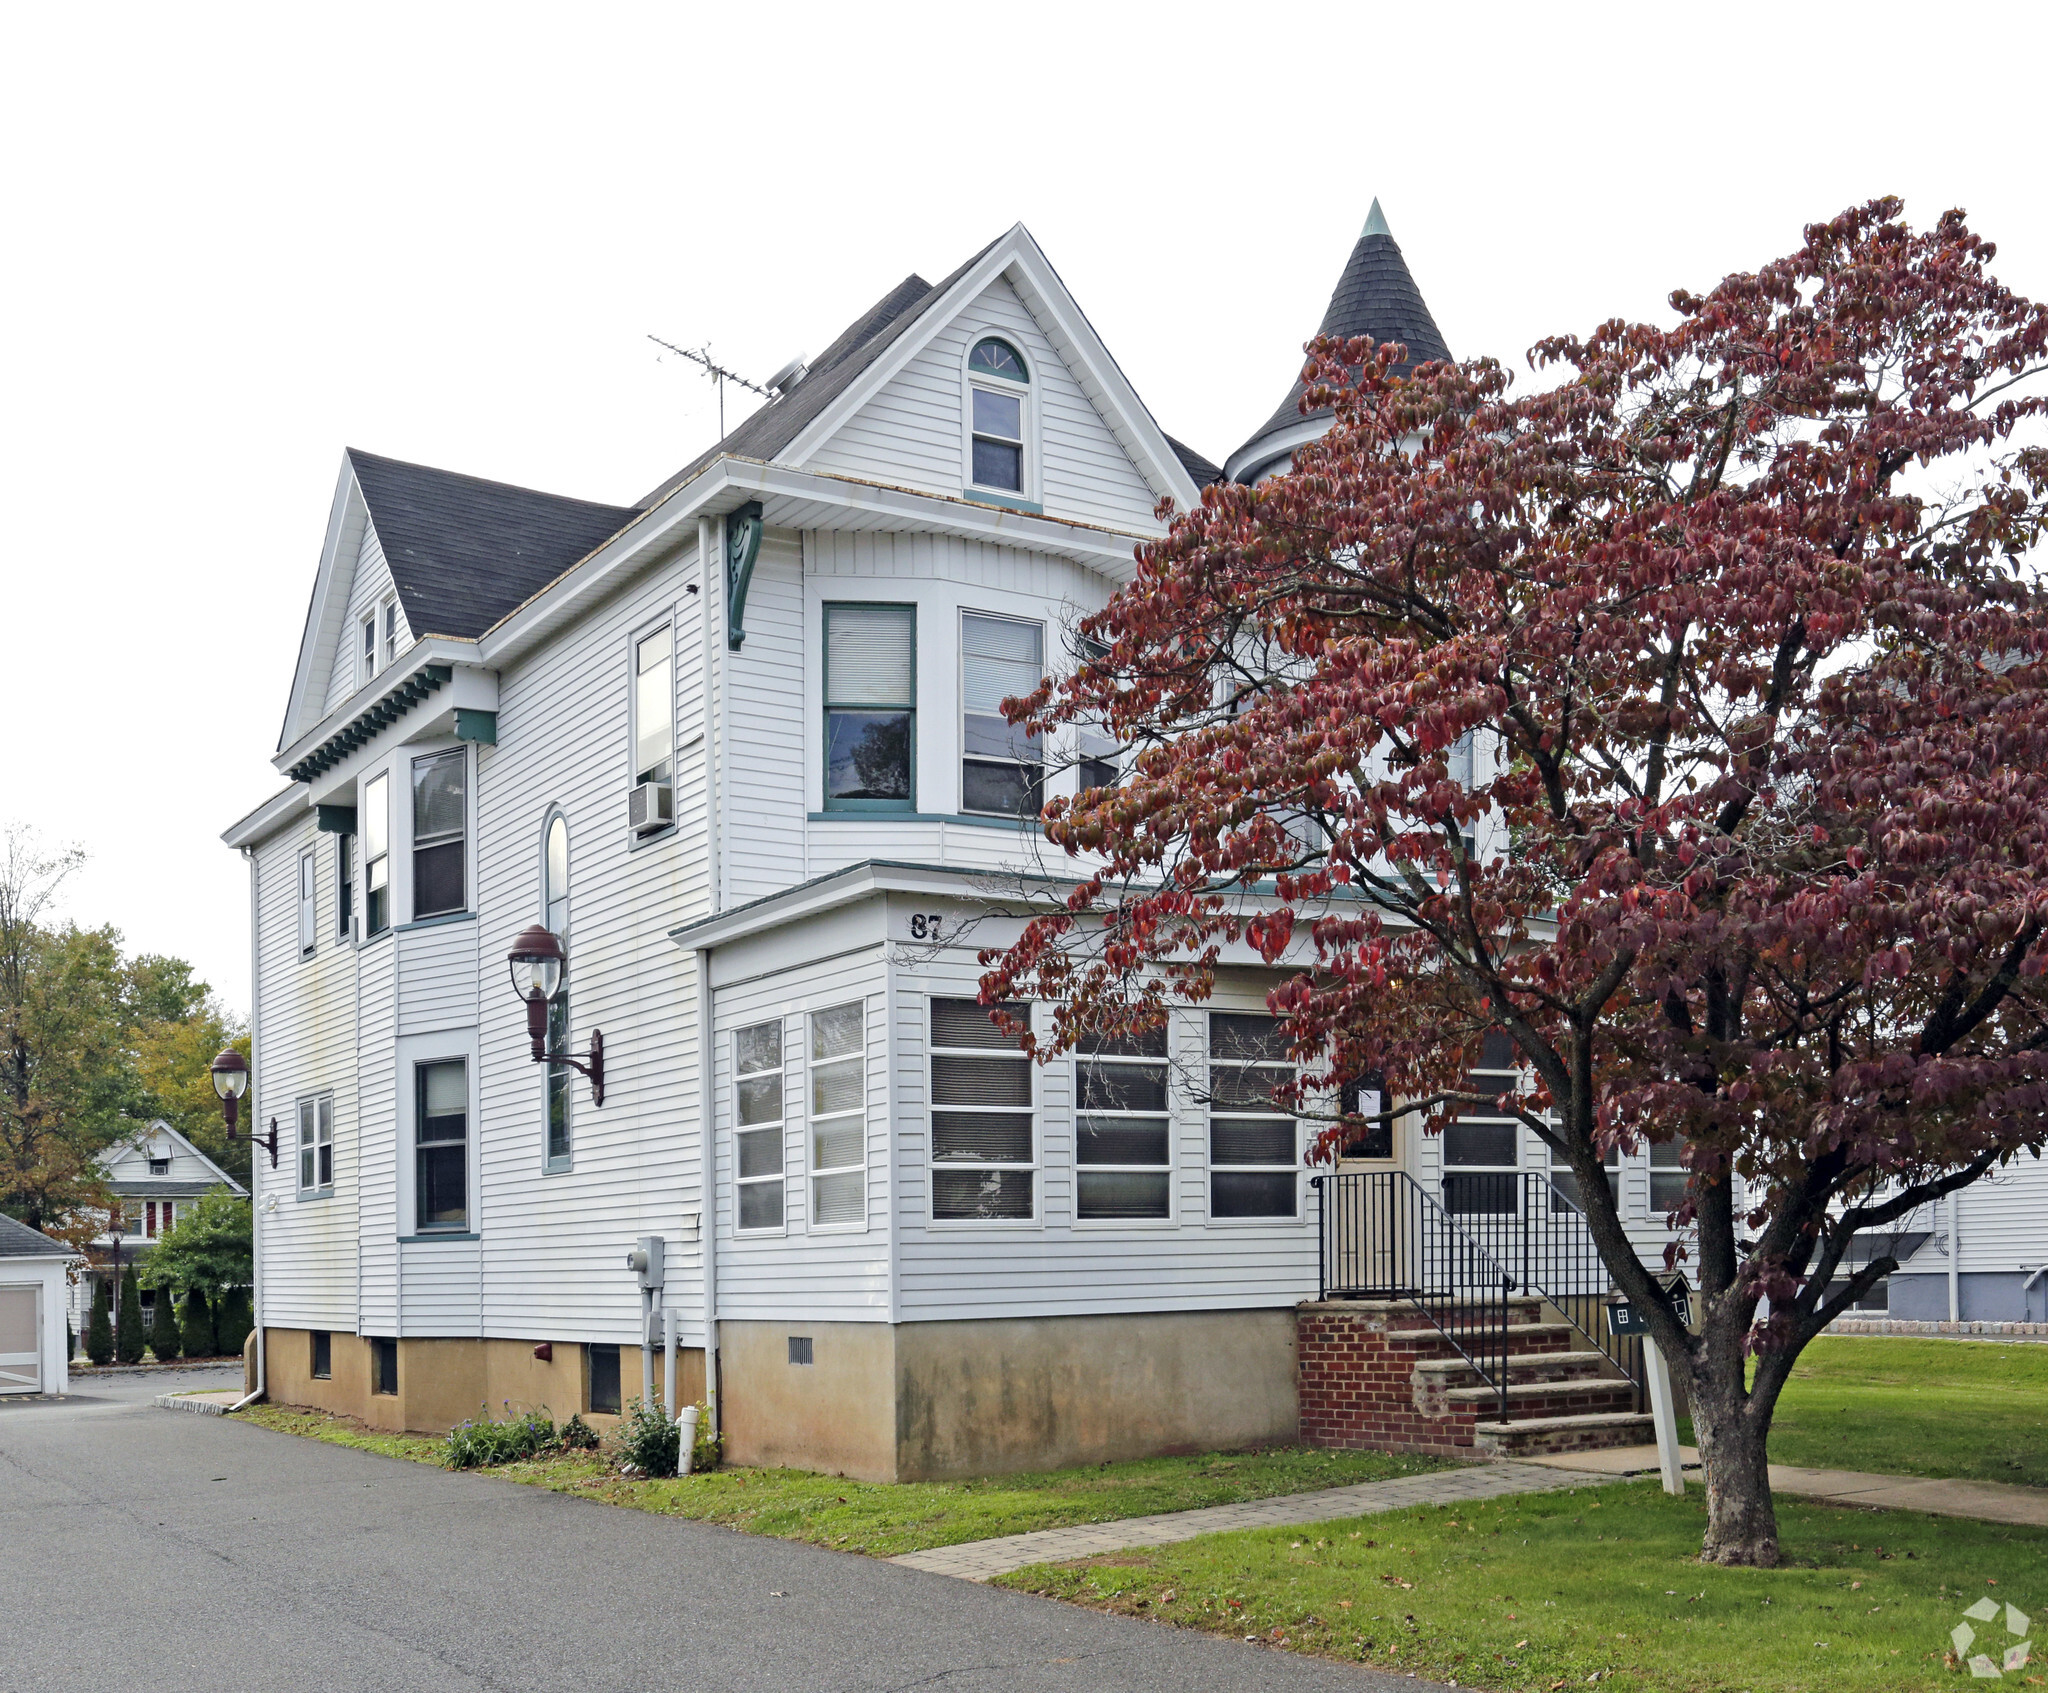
[0,1285,40,1393]
[1330,1077,1405,1292]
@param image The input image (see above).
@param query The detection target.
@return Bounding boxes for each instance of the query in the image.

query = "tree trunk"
[1689,1355,1780,1567]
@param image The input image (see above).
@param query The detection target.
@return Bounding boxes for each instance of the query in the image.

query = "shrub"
[442,1405,558,1470]
[148,1287,182,1363]
[85,1281,114,1366]
[179,1287,216,1359]
[215,1287,252,1357]
[115,1267,146,1364]
[558,1413,598,1452]
[689,1405,722,1474]
[608,1397,681,1478]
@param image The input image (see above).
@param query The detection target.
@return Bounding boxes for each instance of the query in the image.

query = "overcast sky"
[3,1,2041,1015]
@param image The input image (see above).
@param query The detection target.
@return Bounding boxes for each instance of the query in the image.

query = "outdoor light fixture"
[210,1047,278,1166]
[507,924,604,1106]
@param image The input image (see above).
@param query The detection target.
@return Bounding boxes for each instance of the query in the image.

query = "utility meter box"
[626,1235,665,1290]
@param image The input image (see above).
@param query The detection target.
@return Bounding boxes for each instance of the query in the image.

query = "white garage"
[0,1214,76,1396]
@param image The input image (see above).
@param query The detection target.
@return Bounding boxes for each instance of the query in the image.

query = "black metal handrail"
[1514,1172,1646,1412]
[1312,1169,1515,1423]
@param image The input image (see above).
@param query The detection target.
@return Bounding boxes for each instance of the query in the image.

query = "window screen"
[929,997,1033,1220]
[1207,1013,1297,1218]
[961,614,1044,817]
[733,1019,785,1232]
[809,1002,866,1228]
[1076,1022,1171,1220]
[411,750,465,919]
[824,605,915,808]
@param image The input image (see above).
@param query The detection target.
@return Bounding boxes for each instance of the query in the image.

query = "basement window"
[311,1331,331,1380]
[929,997,1034,1221]
[370,1338,397,1396]
[587,1344,621,1416]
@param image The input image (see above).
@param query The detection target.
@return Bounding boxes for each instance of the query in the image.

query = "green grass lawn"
[998,1479,2048,1692]
[1682,1337,2048,1488]
[233,1405,1452,1557]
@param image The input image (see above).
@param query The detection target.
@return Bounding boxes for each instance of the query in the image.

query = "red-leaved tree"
[983,201,2048,1566]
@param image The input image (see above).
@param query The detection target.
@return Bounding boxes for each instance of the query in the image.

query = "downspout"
[1947,1191,1962,1323]
[696,946,719,1442]
[696,515,727,1441]
[231,843,266,1411]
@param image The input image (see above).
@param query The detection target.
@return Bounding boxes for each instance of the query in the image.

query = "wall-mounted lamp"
[508,925,604,1106]
[210,1047,278,1166]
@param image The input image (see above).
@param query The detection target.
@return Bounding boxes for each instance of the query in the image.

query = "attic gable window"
[966,338,1029,497]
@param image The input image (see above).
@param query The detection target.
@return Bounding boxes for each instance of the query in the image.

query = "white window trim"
[1203,1013,1306,1226]
[359,612,378,688]
[731,1018,790,1237]
[960,334,1037,504]
[628,619,677,839]
[1070,1030,1177,1228]
[296,847,317,959]
[361,769,391,940]
[806,1001,869,1234]
[1439,1047,1523,1218]
[296,1092,335,1199]
[379,594,400,672]
[927,997,1040,1229]
[408,744,470,924]
[958,609,1046,819]
[540,809,573,1174]
[396,1030,479,1239]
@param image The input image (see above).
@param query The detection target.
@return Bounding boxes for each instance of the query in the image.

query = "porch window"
[808,1002,866,1228]
[1206,1013,1298,1218]
[961,613,1044,817]
[929,998,1033,1221]
[733,1019,786,1232]
[297,849,317,957]
[297,1094,334,1196]
[363,773,390,937]
[1443,1030,1521,1216]
[824,604,915,810]
[414,1058,468,1231]
[411,749,466,919]
[1075,1024,1171,1220]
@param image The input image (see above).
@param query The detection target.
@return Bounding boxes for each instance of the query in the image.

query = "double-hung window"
[335,833,353,942]
[634,627,673,787]
[929,998,1034,1220]
[1649,1135,1689,1217]
[360,613,378,687]
[823,604,915,810]
[1075,1024,1171,1220]
[362,773,390,937]
[733,1019,786,1232]
[808,1002,866,1228]
[297,1094,334,1196]
[966,337,1028,496]
[411,750,466,920]
[1207,1013,1299,1218]
[380,596,400,671]
[297,849,317,957]
[1443,1030,1520,1216]
[543,815,572,1168]
[961,613,1044,817]
[414,1058,468,1232]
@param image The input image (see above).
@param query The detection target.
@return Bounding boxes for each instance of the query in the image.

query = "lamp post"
[507,925,604,1106]
[108,1218,124,1358]
[211,1047,277,1166]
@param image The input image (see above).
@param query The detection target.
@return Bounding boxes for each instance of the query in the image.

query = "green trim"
[288,665,453,783]
[316,805,357,835]
[454,709,497,745]
[725,501,764,650]
[960,489,1043,516]
[807,809,1032,832]
[969,338,1029,383]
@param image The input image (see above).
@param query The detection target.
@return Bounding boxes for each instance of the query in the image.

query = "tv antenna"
[648,335,768,439]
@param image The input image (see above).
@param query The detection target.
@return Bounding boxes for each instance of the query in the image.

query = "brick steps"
[1432,1377,1640,1418]
[1473,1411,1657,1457]
[1411,1348,1614,1388]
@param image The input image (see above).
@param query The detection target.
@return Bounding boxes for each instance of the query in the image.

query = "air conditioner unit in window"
[629,780,674,835]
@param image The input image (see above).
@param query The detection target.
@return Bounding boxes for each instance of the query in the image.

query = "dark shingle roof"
[1165,435,1222,488]
[0,1213,71,1257]
[636,238,1003,510]
[1231,205,1453,479]
[348,449,642,640]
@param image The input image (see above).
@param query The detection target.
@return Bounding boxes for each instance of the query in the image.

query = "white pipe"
[677,1403,699,1476]
[230,842,266,1413]
[641,1288,656,1410]
[662,1306,677,1420]
[696,947,719,1442]
[1947,1191,1961,1323]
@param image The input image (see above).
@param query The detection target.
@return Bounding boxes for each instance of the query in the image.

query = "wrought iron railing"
[1312,1169,1515,1422]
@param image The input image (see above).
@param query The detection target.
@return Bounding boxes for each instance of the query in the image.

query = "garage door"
[0,1286,39,1393]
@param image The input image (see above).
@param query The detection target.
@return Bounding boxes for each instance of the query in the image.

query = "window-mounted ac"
[629,779,674,835]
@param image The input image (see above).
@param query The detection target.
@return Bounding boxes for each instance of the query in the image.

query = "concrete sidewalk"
[891,1461,1582,1580]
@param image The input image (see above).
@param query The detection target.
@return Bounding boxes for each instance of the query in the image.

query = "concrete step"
[1433,1377,1640,1419]
[1473,1411,1657,1457]
[1411,1349,1618,1389]
[1385,1321,1579,1358]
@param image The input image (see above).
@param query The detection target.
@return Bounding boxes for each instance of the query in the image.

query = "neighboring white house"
[1,1214,76,1395]
[70,1121,247,1343]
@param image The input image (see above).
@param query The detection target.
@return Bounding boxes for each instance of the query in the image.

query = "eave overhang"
[271,639,498,785]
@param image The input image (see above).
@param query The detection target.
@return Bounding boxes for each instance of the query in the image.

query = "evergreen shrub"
[85,1281,114,1366]
[115,1267,146,1364]
[148,1286,182,1362]
[179,1287,216,1359]
[215,1287,251,1357]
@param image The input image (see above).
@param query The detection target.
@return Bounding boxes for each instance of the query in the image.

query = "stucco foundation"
[720,1309,1299,1483]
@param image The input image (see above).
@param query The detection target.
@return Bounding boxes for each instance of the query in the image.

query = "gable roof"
[636,243,999,509]
[0,1212,71,1258]
[348,449,641,640]
[1165,435,1222,488]
[97,1120,248,1197]
[1228,201,1453,482]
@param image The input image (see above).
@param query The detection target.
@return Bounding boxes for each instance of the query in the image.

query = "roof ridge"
[346,447,637,520]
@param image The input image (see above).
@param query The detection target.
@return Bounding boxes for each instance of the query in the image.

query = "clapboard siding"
[395,919,479,1035]
[725,528,807,904]
[802,277,1162,532]
[711,948,892,1321]
[321,523,415,715]
[1955,1160,2048,1272]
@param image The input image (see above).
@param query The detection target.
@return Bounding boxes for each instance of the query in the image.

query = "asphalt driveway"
[0,1374,1426,1692]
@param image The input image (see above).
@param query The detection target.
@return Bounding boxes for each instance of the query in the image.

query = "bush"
[608,1397,680,1478]
[85,1281,113,1366]
[690,1405,722,1474]
[148,1287,181,1363]
[558,1413,598,1452]
[179,1287,216,1359]
[442,1405,558,1470]
[214,1287,251,1357]
[115,1267,146,1364]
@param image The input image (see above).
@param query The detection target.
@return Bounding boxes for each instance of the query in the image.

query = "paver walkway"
[891,1460,1582,1580]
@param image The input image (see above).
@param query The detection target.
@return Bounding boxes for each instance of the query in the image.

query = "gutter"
[230,843,266,1412]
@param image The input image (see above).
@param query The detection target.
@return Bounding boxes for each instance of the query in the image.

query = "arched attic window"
[967,337,1029,497]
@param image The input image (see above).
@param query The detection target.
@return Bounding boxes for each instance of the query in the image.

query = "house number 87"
[909,913,945,940]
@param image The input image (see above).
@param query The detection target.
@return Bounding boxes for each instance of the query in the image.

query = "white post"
[662,1307,677,1422]
[1947,1191,1962,1324]
[1644,1337,1684,1495]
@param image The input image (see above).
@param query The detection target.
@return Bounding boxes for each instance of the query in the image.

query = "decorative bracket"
[726,501,764,651]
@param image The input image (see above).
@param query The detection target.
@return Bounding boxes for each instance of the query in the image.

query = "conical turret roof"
[1226,201,1453,483]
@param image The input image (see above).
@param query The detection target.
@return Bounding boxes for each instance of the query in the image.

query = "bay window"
[411,749,466,919]
[961,613,1044,817]
[823,604,915,810]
